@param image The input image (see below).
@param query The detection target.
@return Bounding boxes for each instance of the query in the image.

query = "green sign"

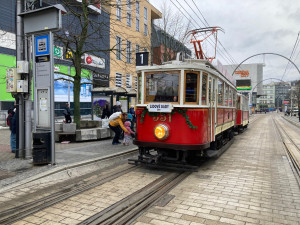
[54,46,63,59]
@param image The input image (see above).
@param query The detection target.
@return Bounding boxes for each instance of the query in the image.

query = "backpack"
[7,114,13,127]
[108,112,121,121]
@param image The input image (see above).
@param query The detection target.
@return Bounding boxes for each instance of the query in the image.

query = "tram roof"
[136,59,236,89]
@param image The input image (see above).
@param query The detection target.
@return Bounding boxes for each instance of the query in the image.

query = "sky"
[149,0,300,83]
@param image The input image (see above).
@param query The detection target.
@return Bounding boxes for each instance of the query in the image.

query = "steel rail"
[272,116,300,186]
[79,172,191,225]
[0,165,139,225]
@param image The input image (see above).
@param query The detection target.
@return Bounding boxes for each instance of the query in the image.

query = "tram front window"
[145,72,179,102]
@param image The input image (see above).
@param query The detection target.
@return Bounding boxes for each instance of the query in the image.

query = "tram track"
[272,116,300,186]
[0,164,140,225]
[79,171,190,225]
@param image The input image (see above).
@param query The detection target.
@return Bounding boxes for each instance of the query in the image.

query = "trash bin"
[32,132,51,165]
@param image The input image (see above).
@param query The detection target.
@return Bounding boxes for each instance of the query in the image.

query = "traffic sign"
[136,52,149,66]
[35,35,49,56]
[54,46,63,59]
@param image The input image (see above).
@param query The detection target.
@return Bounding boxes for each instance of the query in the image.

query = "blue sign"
[35,35,49,56]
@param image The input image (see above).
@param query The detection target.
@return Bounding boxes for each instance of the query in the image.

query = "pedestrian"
[10,108,17,153]
[129,105,136,123]
[101,103,111,119]
[109,112,128,145]
[113,101,123,113]
[63,103,72,123]
[123,121,135,146]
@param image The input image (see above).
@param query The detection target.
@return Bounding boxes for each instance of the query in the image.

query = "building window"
[144,7,148,36]
[126,74,132,89]
[144,24,148,36]
[116,0,121,21]
[126,40,132,63]
[127,0,131,9]
[116,73,123,87]
[136,1,140,15]
[136,18,140,31]
[116,36,122,60]
[136,44,140,53]
[127,12,131,26]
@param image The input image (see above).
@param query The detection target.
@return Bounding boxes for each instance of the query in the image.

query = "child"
[123,121,135,146]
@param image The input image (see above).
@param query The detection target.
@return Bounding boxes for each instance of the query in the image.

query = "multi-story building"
[101,0,161,110]
[256,84,275,110]
[274,81,291,111]
[151,24,191,65]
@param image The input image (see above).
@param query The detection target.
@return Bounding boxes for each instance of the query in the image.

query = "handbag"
[102,117,110,128]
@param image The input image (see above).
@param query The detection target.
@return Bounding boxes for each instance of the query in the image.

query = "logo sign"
[54,46,63,59]
[81,54,105,69]
[136,52,149,66]
[147,103,173,113]
[35,35,49,56]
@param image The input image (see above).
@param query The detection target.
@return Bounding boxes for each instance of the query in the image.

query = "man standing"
[63,103,72,123]
[10,108,17,153]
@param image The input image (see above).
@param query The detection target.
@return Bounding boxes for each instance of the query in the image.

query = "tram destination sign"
[147,103,173,113]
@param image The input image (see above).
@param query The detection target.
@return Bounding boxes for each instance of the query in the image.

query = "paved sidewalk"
[0,128,136,188]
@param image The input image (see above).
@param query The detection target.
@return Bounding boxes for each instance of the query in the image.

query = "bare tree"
[152,1,192,64]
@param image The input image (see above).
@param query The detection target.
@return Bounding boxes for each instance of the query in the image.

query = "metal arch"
[250,77,285,94]
[231,53,300,77]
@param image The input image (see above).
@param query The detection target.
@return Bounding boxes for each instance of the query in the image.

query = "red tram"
[132,58,245,166]
[235,94,249,133]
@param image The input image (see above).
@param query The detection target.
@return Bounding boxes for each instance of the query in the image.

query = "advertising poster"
[54,73,91,102]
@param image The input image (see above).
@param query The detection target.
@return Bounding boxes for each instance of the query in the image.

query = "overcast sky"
[150,0,300,83]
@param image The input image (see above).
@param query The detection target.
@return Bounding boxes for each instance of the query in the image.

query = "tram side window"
[137,73,142,104]
[229,88,232,107]
[145,72,179,102]
[224,85,229,106]
[218,80,223,105]
[185,72,198,103]
[233,91,236,108]
[201,73,208,105]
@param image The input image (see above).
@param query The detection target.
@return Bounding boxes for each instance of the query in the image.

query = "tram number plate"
[147,103,173,113]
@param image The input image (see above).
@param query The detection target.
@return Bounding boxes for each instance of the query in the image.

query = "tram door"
[208,77,216,142]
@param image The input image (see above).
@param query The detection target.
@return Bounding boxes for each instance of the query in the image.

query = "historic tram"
[132,58,238,167]
[235,94,249,133]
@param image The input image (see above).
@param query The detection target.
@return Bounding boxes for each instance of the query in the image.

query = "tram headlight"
[154,124,169,140]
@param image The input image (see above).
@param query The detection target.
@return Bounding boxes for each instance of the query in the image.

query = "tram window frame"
[201,72,208,105]
[233,91,237,108]
[217,80,224,106]
[228,88,233,107]
[137,73,142,104]
[184,71,199,104]
[144,71,180,103]
[224,84,229,106]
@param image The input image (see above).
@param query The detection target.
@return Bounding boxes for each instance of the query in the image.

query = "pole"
[49,31,55,165]
[16,0,25,158]
[68,66,71,105]
[25,36,32,158]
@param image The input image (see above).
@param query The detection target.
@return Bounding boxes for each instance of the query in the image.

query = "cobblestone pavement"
[2,113,300,225]
[132,114,300,225]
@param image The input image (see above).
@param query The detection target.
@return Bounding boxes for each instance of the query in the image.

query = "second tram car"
[133,58,241,166]
[235,94,249,133]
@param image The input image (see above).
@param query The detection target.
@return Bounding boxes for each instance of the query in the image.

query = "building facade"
[256,84,275,110]
[105,0,161,109]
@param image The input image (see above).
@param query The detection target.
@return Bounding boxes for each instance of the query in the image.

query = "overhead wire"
[281,32,299,81]
[171,0,244,73]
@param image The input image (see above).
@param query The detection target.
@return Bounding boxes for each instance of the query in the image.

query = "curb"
[0,147,138,194]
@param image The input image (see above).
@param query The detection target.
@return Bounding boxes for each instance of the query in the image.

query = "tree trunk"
[73,56,82,128]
